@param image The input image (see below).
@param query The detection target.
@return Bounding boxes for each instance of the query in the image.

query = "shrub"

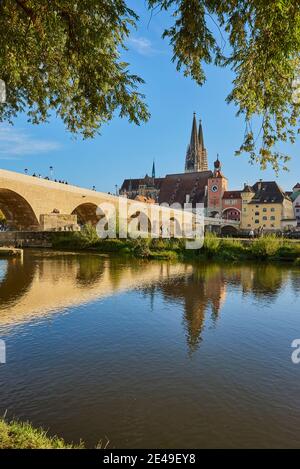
[251,235,283,260]
[218,239,246,261]
[150,238,185,252]
[149,250,179,260]
[130,238,151,258]
[202,232,220,258]
[80,223,99,246]
[93,238,129,252]
[52,231,83,249]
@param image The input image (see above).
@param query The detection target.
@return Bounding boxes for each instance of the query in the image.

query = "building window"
[255,212,260,216]
[271,208,275,212]
[263,216,267,221]
[255,220,259,224]
[263,208,267,212]
[271,216,275,221]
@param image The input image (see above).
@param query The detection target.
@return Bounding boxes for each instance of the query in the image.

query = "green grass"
[0,419,84,449]
[51,226,300,264]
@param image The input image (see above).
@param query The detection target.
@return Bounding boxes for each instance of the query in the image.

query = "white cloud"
[127,36,157,56]
[0,126,61,158]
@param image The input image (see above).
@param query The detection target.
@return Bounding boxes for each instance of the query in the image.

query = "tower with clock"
[207,155,228,217]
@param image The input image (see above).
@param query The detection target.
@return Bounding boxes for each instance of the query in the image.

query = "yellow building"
[241,181,297,232]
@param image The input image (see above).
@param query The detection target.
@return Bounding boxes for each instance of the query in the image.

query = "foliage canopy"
[1,0,300,170]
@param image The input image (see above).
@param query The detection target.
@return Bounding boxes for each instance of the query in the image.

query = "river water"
[0,251,299,448]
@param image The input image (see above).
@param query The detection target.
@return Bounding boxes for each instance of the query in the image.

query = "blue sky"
[0,1,298,193]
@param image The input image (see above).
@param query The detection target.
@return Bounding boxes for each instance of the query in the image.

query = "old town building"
[222,191,242,221]
[290,183,300,227]
[206,156,228,217]
[119,114,297,233]
[240,181,296,232]
[120,115,214,207]
[120,162,164,202]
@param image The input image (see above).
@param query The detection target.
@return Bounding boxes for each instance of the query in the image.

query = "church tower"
[185,114,209,173]
[198,120,208,172]
[207,155,228,217]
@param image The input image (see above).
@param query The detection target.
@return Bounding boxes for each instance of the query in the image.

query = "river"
[0,250,299,448]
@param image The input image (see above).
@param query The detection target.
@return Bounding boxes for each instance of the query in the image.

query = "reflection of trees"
[251,265,286,300]
[0,257,35,306]
[76,255,105,286]
[107,256,137,290]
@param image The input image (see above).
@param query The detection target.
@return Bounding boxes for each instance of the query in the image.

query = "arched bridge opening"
[0,189,39,231]
[72,203,101,227]
[221,225,239,237]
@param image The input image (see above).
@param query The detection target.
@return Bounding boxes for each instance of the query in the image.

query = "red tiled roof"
[158,171,212,206]
[223,191,242,199]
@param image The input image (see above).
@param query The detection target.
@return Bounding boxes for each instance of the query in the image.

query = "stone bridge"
[0,168,239,234]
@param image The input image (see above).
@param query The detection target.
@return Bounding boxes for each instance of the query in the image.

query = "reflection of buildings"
[144,265,227,353]
[143,263,292,353]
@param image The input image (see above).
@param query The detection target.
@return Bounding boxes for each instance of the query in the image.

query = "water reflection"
[0,252,298,349]
[0,252,300,448]
[0,252,194,327]
[142,263,299,353]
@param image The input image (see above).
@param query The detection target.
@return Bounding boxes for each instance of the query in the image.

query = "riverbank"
[0,419,83,449]
[51,226,300,264]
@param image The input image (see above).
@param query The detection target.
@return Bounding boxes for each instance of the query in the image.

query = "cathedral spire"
[198,119,204,149]
[185,113,208,173]
[152,160,156,179]
[190,112,198,148]
[185,113,199,173]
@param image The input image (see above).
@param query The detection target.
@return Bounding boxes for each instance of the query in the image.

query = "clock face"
[211,185,218,193]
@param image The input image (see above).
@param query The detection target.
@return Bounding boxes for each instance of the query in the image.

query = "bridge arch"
[221,225,239,236]
[129,210,152,236]
[71,202,101,227]
[222,207,241,222]
[0,188,39,230]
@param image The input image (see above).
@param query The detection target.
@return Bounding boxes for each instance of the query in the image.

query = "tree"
[1,1,300,170]
[0,0,149,138]
[148,0,300,172]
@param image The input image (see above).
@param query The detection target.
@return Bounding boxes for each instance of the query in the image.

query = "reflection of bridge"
[0,254,194,327]
[0,169,239,232]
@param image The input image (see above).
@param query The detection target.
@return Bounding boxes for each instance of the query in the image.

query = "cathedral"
[119,114,230,218]
[185,113,208,173]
